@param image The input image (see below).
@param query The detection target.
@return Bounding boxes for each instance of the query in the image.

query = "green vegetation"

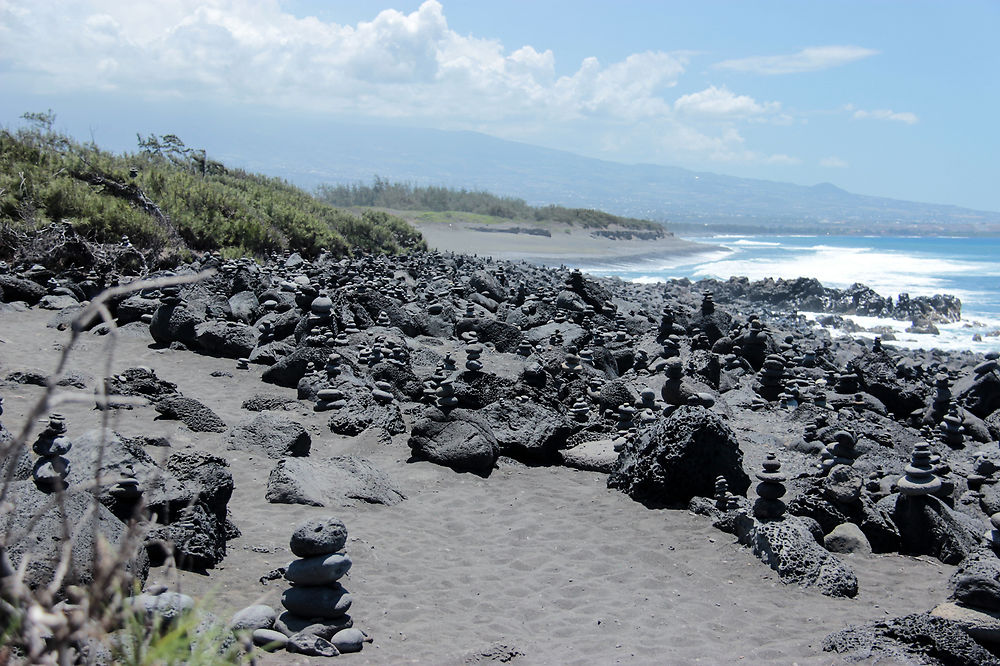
[0,111,424,262]
[317,177,666,233]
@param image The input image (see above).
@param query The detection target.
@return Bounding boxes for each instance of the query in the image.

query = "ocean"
[571,235,1000,353]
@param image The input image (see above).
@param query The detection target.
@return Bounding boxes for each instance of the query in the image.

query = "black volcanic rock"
[609,406,750,506]
[408,407,498,476]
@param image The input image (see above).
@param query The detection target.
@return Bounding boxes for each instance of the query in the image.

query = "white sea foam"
[691,245,990,299]
[801,312,1000,353]
[728,239,781,247]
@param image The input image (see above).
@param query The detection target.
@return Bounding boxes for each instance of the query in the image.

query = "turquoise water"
[572,235,1000,352]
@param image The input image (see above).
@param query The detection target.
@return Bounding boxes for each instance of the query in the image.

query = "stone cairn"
[32,413,72,493]
[568,398,590,422]
[700,291,715,316]
[938,405,965,448]
[753,453,787,521]
[561,346,583,376]
[820,430,858,473]
[757,354,786,401]
[465,344,484,372]
[897,442,943,496]
[278,517,368,656]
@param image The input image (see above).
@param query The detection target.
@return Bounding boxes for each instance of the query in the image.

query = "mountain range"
[200,119,998,236]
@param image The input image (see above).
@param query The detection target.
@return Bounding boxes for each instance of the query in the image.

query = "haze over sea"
[574,235,1000,353]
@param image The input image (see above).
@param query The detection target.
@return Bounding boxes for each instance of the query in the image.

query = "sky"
[1,0,998,211]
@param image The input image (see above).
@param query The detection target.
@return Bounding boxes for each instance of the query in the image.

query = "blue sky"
[1,0,997,211]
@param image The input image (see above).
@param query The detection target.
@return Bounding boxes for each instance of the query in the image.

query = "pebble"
[252,628,289,651]
[289,516,348,558]
[281,583,353,619]
[285,552,352,586]
[330,627,368,653]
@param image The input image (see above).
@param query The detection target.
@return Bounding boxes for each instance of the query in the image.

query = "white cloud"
[0,0,796,166]
[674,85,780,117]
[820,156,849,168]
[852,108,919,125]
[714,45,879,75]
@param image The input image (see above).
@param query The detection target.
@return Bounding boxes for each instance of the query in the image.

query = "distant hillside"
[0,112,424,262]
[207,121,1000,236]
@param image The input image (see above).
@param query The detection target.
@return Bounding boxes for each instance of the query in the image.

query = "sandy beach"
[412,220,718,267]
[0,305,962,664]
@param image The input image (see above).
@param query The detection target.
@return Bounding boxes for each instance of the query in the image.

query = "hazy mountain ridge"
[217,122,1000,235]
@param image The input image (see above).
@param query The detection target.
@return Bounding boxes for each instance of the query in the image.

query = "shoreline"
[413,220,722,266]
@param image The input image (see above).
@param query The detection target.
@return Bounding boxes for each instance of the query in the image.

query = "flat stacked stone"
[277,517,368,656]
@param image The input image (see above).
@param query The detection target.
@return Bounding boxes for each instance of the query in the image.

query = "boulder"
[479,399,573,463]
[154,396,227,433]
[932,601,1000,644]
[559,439,619,473]
[266,456,405,507]
[149,303,201,346]
[261,346,331,388]
[736,514,858,598]
[824,522,873,555]
[193,320,257,358]
[327,393,406,437]
[0,480,149,593]
[0,274,45,304]
[608,406,750,506]
[227,413,311,458]
[823,613,1000,666]
[950,547,1000,612]
[227,290,260,324]
[408,407,499,477]
[877,493,983,565]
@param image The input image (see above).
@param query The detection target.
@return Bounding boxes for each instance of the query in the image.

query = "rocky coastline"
[1,236,999,663]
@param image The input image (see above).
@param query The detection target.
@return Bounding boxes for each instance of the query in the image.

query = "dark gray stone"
[736,514,858,598]
[408,407,499,477]
[285,553,352,586]
[281,583,353,619]
[154,396,227,432]
[951,547,1000,612]
[609,405,751,507]
[267,456,404,507]
[878,493,983,565]
[227,413,310,458]
[289,517,348,557]
[479,399,573,464]
[286,632,340,657]
[0,480,149,593]
[229,604,277,632]
[823,613,1000,666]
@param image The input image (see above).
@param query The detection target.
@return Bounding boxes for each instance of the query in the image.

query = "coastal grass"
[0,111,425,263]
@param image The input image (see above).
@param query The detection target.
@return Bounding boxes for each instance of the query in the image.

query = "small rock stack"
[278,517,369,657]
[753,453,787,521]
[32,413,72,493]
[897,442,942,496]
[757,354,785,401]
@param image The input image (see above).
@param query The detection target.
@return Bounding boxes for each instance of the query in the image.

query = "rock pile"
[272,517,370,657]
